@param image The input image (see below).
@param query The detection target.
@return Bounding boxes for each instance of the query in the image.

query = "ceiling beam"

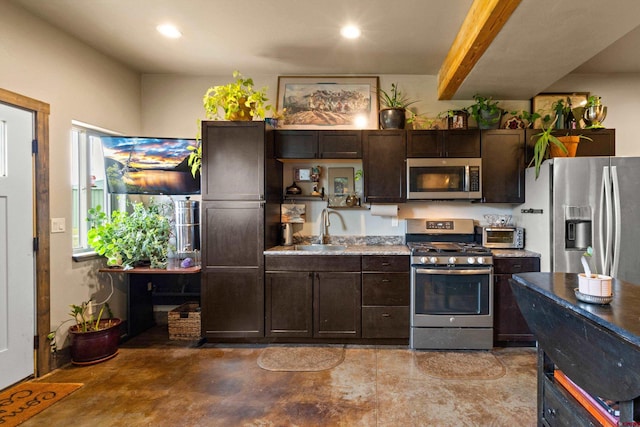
[437,0,521,100]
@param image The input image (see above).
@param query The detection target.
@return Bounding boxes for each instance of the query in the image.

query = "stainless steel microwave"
[407,158,482,200]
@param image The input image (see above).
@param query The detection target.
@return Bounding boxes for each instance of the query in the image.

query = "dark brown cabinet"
[200,121,281,341]
[265,256,361,339]
[361,256,410,340]
[525,128,615,165]
[407,129,481,158]
[493,256,540,344]
[362,130,406,203]
[274,130,362,158]
[481,129,525,203]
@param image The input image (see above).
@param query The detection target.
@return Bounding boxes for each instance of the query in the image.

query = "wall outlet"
[51,217,65,233]
[391,217,399,227]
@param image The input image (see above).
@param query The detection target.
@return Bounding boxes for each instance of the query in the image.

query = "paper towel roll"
[370,204,398,217]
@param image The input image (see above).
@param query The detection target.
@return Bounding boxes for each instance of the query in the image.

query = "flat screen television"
[101,136,200,195]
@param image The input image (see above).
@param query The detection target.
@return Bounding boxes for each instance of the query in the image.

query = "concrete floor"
[29,327,537,426]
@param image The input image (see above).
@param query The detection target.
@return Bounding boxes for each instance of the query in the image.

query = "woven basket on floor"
[168,302,201,340]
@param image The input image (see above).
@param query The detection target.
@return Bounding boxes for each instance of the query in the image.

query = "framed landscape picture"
[276,76,379,129]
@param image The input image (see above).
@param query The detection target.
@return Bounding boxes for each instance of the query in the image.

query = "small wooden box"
[168,302,201,340]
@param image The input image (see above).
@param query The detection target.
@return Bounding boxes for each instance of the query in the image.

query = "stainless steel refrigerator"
[514,157,640,286]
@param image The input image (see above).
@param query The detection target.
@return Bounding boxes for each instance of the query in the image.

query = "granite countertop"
[511,272,640,347]
[491,249,541,258]
[265,244,410,256]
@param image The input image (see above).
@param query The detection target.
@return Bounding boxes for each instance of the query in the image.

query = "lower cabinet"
[201,268,264,338]
[493,256,540,344]
[361,255,410,339]
[265,256,361,339]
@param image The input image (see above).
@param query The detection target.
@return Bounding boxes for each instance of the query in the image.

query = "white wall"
[546,73,640,156]
[141,73,525,237]
[0,2,142,346]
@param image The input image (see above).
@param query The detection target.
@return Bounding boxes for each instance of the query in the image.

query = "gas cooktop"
[407,241,491,256]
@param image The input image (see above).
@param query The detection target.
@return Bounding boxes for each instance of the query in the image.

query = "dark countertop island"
[510,272,640,424]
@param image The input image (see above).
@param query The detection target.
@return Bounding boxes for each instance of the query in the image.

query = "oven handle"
[414,268,493,275]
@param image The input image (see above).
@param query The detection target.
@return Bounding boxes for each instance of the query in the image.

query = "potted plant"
[87,200,172,270]
[378,83,418,129]
[47,296,122,365]
[203,70,272,120]
[578,246,612,298]
[465,94,503,129]
[529,118,592,178]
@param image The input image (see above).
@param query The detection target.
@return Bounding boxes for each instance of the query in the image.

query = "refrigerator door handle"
[599,166,613,276]
[611,166,621,277]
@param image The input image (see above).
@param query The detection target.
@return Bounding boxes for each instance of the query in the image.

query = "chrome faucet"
[318,208,331,244]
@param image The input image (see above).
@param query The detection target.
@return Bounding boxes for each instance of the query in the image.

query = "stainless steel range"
[407,218,494,350]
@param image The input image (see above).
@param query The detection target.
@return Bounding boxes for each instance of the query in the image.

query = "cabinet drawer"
[362,273,409,305]
[493,257,540,274]
[362,255,409,272]
[542,376,599,427]
[362,306,409,339]
[266,255,361,272]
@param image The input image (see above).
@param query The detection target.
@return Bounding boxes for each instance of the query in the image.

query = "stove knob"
[477,257,485,264]
[420,257,428,264]
[467,257,475,264]
[429,256,438,264]
[448,256,457,264]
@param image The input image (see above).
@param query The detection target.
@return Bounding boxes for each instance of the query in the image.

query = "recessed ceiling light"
[156,24,182,39]
[340,25,361,39]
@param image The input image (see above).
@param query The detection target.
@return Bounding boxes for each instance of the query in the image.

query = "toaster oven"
[476,226,524,249]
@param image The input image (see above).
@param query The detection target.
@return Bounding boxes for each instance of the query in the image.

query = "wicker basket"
[168,302,201,340]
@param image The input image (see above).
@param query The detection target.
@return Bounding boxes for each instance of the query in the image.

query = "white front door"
[0,103,35,389]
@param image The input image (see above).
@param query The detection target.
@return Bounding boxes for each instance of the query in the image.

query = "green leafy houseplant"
[378,83,419,129]
[465,94,503,129]
[87,201,172,269]
[529,118,566,179]
[203,70,271,120]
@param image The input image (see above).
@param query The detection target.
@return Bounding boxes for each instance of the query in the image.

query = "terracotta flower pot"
[69,318,122,365]
[550,135,580,158]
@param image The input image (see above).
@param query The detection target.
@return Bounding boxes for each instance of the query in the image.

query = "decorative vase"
[69,318,121,365]
[578,273,612,297]
[478,109,502,129]
[379,108,406,129]
[583,104,607,128]
[550,135,580,158]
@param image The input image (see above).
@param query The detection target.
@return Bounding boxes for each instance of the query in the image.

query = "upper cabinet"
[201,121,266,201]
[481,129,525,203]
[362,130,406,203]
[275,130,362,159]
[407,130,481,158]
[525,128,615,165]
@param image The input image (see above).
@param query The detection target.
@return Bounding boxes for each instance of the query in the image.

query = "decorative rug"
[414,351,506,380]
[257,345,345,372]
[0,382,83,426]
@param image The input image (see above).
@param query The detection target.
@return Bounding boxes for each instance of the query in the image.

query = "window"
[71,122,118,255]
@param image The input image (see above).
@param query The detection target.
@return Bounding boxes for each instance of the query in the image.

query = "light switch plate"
[51,217,65,233]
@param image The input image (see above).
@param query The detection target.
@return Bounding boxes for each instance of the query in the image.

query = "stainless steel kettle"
[281,223,293,246]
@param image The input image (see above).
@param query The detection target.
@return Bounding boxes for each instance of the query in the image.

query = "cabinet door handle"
[381,279,391,283]
[381,262,390,266]
[382,313,391,317]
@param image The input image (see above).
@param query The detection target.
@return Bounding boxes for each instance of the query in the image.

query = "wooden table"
[99,266,201,338]
[510,272,640,425]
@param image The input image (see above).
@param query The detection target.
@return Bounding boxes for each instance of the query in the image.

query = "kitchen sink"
[294,244,347,251]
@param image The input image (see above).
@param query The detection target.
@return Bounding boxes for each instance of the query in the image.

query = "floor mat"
[0,382,83,426]
[414,350,507,380]
[258,345,345,372]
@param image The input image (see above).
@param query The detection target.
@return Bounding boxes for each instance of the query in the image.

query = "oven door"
[411,267,493,328]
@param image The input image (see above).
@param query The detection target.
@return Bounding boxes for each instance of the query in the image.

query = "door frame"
[0,88,51,376]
